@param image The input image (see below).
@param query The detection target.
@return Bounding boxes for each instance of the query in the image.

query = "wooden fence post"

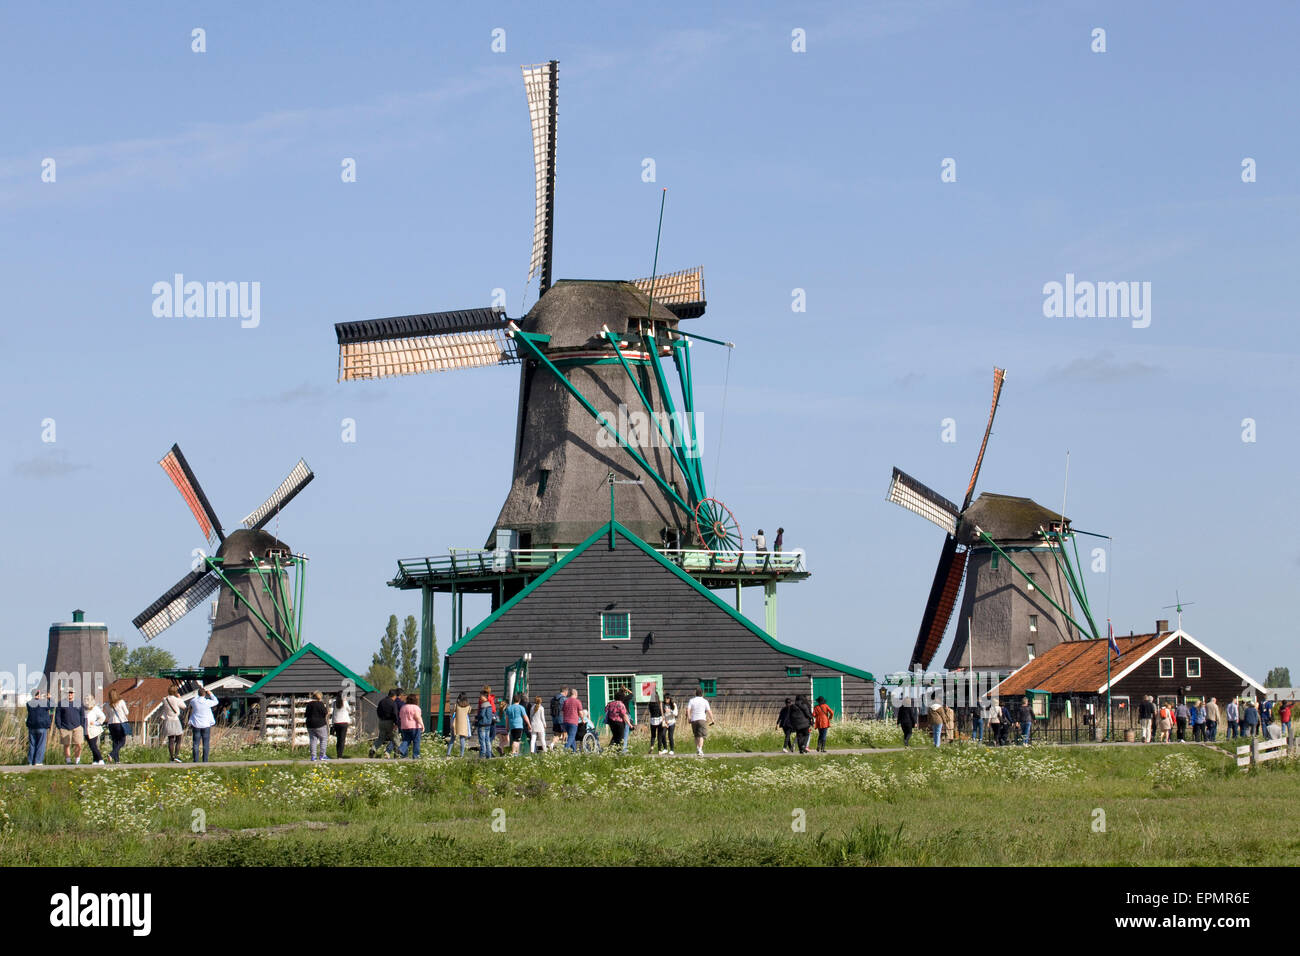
[1289,724,1295,757]
[1250,736,1259,768]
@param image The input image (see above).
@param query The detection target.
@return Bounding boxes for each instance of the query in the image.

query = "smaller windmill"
[133,444,314,672]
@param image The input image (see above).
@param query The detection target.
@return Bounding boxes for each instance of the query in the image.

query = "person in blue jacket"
[25,690,53,765]
[55,689,85,764]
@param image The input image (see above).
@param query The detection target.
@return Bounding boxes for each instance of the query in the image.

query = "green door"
[588,675,607,730]
[811,676,843,721]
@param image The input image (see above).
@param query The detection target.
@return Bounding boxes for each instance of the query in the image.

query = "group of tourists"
[430,683,717,758]
[894,696,1034,747]
[1135,695,1291,744]
[775,695,834,753]
[23,681,222,766]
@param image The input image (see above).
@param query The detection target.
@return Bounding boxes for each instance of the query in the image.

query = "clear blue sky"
[2,2,1296,684]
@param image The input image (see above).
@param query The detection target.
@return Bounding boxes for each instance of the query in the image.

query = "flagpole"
[1106,618,1113,741]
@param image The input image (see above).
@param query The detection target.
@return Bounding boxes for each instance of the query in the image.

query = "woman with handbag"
[661,695,678,755]
[331,691,351,759]
[105,688,130,763]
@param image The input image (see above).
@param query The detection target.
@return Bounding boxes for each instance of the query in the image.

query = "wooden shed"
[246,644,376,746]
[438,521,873,731]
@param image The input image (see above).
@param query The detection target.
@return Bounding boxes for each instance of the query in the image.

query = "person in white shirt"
[686,692,713,755]
[331,691,352,759]
[187,685,219,763]
[84,695,106,765]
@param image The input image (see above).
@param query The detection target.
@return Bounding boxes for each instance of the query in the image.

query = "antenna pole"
[644,189,668,320]
[1060,450,1070,534]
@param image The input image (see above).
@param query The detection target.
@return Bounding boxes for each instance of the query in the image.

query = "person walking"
[1261,697,1274,735]
[306,691,330,761]
[788,694,813,754]
[446,693,472,756]
[941,703,957,745]
[1018,698,1033,746]
[1205,697,1220,741]
[330,691,351,759]
[777,698,795,753]
[503,693,530,755]
[550,686,568,745]
[474,692,496,758]
[1242,699,1260,738]
[998,702,1013,745]
[1194,701,1208,742]
[604,694,629,750]
[56,689,85,764]
[1138,696,1155,743]
[398,693,424,758]
[928,700,944,748]
[1188,701,1201,742]
[1159,702,1174,743]
[985,696,1000,746]
[25,689,52,766]
[370,688,402,758]
[662,695,678,755]
[562,688,583,751]
[188,685,219,762]
[897,695,916,747]
[1175,700,1190,742]
[813,696,834,752]
[159,683,185,762]
[617,686,636,753]
[646,688,664,754]
[686,689,714,756]
[105,688,130,763]
[530,695,549,754]
[1225,698,1239,739]
[970,703,983,744]
[83,695,106,765]
[1279,700,1293,738]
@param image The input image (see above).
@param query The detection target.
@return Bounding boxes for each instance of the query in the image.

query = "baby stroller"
[576,710,602,753]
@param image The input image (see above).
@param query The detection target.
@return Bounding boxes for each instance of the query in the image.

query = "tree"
[368,615,400,692]
[118,646,178,678]
[108,642,127,677]
[398,615,419,691]
[1266,667,1291,688]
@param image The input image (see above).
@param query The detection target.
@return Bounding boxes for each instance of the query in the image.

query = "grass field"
[1,739,1296,866]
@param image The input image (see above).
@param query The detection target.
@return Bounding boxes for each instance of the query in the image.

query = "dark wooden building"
[246,643,376,746]
[438,521,874,731]
[994,625,1267,737]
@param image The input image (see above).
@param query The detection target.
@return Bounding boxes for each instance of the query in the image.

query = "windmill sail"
[522,60,558,293]
[961,367,1006,510]
[910,538,968,669]
[159,444,224,549]
[887,468,960,536]
[335,308,514,381]
[630,266,707,318]
[133,568,220,641]
[242,459,315,531]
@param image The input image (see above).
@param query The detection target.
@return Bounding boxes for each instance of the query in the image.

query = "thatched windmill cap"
[519,280,678,348]
[957,492,1069,546]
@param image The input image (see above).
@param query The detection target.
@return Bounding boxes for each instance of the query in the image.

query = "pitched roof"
[245,643,377,695]
[994,634,1168,696]
[447,520,873,681]
[957,493,1067,545]
[106,677,175,724]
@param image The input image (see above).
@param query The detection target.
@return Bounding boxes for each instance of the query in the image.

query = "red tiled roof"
[106,677,175,725]
[995,634,1170,696]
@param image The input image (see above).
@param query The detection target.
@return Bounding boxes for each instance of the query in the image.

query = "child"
[529,695,549,753]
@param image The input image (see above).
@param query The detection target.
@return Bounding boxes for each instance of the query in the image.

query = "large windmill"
[132,444,314,672]
[333,61,738,556]
[887,369,1105,672]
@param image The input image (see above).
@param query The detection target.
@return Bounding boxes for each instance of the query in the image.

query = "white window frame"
[1158,657,1174,678]
[600,611,631,641]
[1185,657,1201,678]
[1028,614,1038,632]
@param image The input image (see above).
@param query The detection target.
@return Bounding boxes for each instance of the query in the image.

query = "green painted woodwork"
[812,675,843,722]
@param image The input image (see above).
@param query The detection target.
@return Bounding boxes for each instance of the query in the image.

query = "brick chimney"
[1156,619,1169,633]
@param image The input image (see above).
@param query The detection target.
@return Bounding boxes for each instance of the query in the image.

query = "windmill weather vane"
[1163,592,1195,631]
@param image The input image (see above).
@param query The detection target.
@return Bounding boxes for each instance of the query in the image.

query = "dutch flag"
[1107,619,1121,658]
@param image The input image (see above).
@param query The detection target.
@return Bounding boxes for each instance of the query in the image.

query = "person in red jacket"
[812,696,835,752]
